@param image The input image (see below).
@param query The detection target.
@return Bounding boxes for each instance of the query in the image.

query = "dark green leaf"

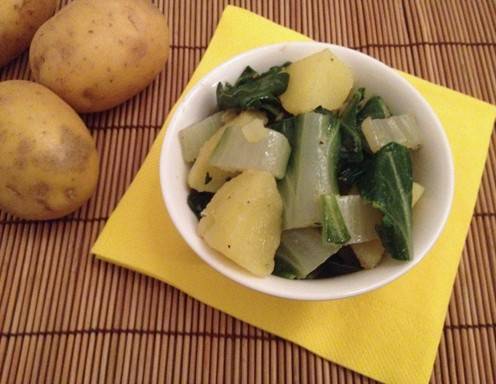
[357,96,392,123]
[358,142,413,260]
[306,246,362,279]
[187,190,214,219]
[321,194,350,244]
[269,116,297,146]
[216,64,290,122]
[339,88,366,163]
[338,151,373,192]
[273,255,298,279]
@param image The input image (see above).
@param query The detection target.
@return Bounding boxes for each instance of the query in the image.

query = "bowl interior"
[160,42,454,300]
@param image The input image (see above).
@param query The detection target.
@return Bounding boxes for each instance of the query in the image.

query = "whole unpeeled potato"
[29,0,170,113]
[0,81,99,220]
[0,0,57,67]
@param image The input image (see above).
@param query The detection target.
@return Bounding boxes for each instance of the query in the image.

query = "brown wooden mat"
[1,1,495,382]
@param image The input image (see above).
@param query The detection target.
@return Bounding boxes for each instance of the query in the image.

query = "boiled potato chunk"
[187,111,266,192]
[412,182,424,206]
[187,127,237,192]
[0,81,99,220]
[352,240,384,269]
[198,170,283,276]
[280,49,353,114]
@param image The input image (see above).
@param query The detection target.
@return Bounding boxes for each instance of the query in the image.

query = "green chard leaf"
[339,87,365,163]
[321,194,351,244]
[357,95,392,123]
[187,190,214,219]
[358,142,413,260]
[216,64,290,122]
[269,116,297,146]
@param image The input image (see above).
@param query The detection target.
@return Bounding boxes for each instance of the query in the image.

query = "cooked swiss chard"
[321,194,350,244]
[187,190,214,219]
[274,228,341,279]
[179,111,226,162]
[278,111,341,229]
[362,114,421,153]
[209,119,291,179]
[306,246,362,279]
[357,95,391,123]
[216,64,290,122]
[359,142,413,260]
[339,87,365,163]
[180,49,424,279]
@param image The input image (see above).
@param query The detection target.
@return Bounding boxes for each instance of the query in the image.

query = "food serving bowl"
[159,42,454,301]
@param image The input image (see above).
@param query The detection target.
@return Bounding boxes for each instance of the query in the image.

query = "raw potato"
[188,111,267,192]
[280,49,353,114]
[0,81,99,220]
[198,170,283,277]
[29,0,170,113]
[0,0,57,67]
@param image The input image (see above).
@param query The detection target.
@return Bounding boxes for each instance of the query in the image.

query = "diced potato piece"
[412,182,424,207]
[280,49,353,114]
[198,170,283,276]
[352,240,384,269]
[187,111,266,192]
[187,127,237,192]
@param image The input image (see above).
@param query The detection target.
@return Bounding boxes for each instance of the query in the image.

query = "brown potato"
[0,81,99,220]
[29,0,170,113]
[0,0,57,68]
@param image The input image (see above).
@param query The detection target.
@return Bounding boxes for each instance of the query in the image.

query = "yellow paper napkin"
[92,6,496,383]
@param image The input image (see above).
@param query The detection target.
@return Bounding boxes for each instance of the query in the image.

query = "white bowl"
[159,42,454,301]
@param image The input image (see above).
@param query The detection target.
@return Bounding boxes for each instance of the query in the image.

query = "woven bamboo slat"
[1,1,495,383]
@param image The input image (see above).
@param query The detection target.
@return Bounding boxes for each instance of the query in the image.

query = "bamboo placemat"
[1,1,495,383]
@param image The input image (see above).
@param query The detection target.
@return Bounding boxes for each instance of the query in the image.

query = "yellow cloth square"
[92,6,496,383]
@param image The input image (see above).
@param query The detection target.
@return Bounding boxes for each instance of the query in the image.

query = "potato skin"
[0,0,57,67]
[0,81,99,220]
[29,0,170,113]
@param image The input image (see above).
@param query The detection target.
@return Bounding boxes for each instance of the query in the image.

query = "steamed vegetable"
[187,111,265,192]
[335,195,382,244]
[412,182,425,206]
[182,49,425,279]
[321,194,350,244]
[339,88,366,163]
[359,142,413,260]
[187,126,238,192]
[307,246,362,278]
[216,65,289,121]
[362,115,421,153]
[352,240,384,269]
[180,111,232,162]
[209,119,291,179]
[274,228,341,279]
[351,181,424,268]
[357,96,391,123]
[280,49,353,114]
[279,112,341,229]
[187,190,214,219]
[198,170,283,276]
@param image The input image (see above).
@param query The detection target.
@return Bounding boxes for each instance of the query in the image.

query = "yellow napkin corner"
[92,6,496,383]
